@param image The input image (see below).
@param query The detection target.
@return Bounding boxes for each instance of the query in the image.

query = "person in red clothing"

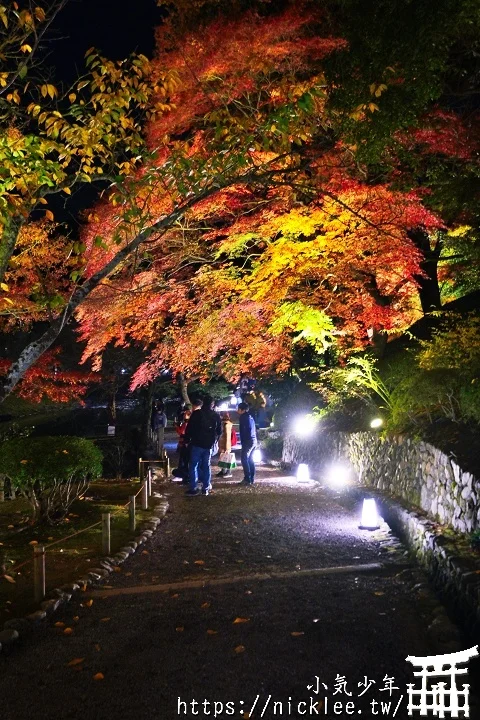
[175,407,192,483]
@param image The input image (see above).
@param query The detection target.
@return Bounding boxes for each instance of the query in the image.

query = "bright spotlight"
[230,395,238,406]
[326,464,350,488]
[253,448,262,464]
[293,414,318,437]
[218,402,229,411]
[296,463,310,482]
[359,498,380,530]
[370,417,383,429]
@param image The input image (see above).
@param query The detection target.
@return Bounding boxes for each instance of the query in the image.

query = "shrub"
[0,436,103,524]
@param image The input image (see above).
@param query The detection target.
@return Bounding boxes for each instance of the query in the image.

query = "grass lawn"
[0,480,158,624]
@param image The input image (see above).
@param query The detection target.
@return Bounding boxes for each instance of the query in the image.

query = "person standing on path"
[238,401,257,485]
[216,411,234,478]
[184,395,221,496]
[151,402,168,456]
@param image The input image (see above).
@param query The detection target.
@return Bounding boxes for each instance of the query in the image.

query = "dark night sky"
[47,0,164,82]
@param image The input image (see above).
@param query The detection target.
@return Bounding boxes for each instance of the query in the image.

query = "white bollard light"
[253,448,262,463]
[297,463,310,482]
[359,498,380,530]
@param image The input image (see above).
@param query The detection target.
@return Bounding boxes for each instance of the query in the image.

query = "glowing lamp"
[293,414,317,438]
[326,464,350,488]
[359,498,380,530]
[297,463,310,482]
[218,402,229,411]
[370,417,383,429]
[230,395,238,406]
[253,448,262,463]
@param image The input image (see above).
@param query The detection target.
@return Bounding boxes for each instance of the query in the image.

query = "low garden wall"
[282,430,480,636]
[282,431,480,532]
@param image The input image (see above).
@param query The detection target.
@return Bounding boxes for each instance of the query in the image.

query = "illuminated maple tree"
[1,0,479,401]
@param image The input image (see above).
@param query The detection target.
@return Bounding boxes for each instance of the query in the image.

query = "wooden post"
[129,495,136,532]
[142,481,148,511]
[34,545,45,603]
[102,513,111,555]
[147,467,152,497]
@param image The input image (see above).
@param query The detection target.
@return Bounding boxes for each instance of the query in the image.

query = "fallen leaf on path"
[201,602,210,609]
[63,627,74,635]
[7,525,14,529]
[103,585,113,589]
[67,658,84,667]
[374,592,385,596]
[47,537,54,541]
[142,550,149,555]
[194,560,205,565]
[125,572,132,576]
[94,644,101,652]
[207,629,218,635]
[3,575,15,584]
[73,616,79,622]
[236,560,244,564]
[80,584,87,592]
[93,673,104,681]
[233,617,250,624]
[84,599,93,607]
[100,617,111,623]
[113,566,121,572]
[54,621,65,628]
[28,540,38,546]
[291,632,304,637]
[234,645,246,653]
[175,626,184,632]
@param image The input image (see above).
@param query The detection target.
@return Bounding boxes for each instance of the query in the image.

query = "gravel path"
[0,464,464,719]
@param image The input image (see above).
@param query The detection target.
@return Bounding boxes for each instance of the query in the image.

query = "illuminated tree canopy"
[0,0,479,401]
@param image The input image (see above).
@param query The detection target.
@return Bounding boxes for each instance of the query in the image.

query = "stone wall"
[283,431,480,533]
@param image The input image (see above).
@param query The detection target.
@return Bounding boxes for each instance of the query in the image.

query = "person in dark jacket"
[238,401,257,485]
[184,395,221,496]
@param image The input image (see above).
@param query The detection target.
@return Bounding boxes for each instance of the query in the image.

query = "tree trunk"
[409,229,442,314]
[177,372,190,404]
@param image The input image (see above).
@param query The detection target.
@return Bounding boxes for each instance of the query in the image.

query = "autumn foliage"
[1,0,479,400]
[75,3,456,388]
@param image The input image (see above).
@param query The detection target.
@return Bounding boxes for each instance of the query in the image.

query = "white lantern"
[370,417,383,429]
[292,414,317,437]
[253,448,262,463]
[297,463,310,482]
[359,498,380,530]
[326,464,350,488]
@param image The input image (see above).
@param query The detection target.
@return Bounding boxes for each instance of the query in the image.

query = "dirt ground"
[0,460,478,720]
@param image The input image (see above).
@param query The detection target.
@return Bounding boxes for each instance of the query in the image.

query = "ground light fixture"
[296,463,310,482]
[230,395,238,406]
[293,414,318,437]
[359,498,380,530]
[326,463,350,488]
[370,417,383,429]
[253,447,262,463]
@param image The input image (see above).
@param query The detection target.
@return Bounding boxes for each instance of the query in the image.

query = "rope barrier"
[6,557,33,574]
[44,520,102,549]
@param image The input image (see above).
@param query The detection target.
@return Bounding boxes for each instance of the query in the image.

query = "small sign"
[107,425,116,436]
